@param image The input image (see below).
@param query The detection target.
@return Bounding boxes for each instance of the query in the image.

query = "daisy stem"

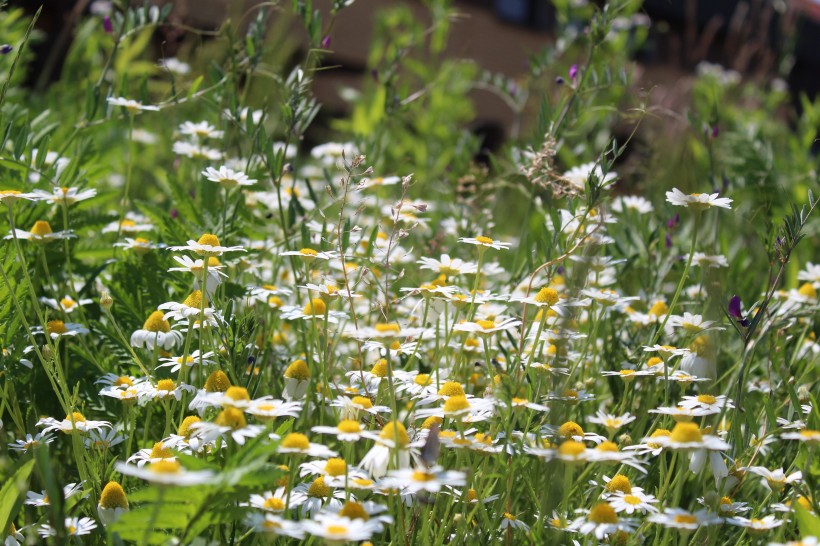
[466,250,485,322]
[142,486,164,546]
[651,212,700,347]
[482,337,494,379]
[115,114,135,245]
[60,200,76,298]
[176,320,195,424]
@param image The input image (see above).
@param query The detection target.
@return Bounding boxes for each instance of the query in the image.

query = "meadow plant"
[0,0,818,544]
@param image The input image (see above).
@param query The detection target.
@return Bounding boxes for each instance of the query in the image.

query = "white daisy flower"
[417,254,477,276]
[563,162,617,192]
[458,235,511,250]
[115,460,216,486]
[38,516,97,537]
[107,96,160,113]
[31,186,96,205]
[8,432,56,453]
[665,188,733,210]
[40,295,93,314]
[7,220,74,243]
[202,166,257,188]
[37,412,111,434]
[25,482,84,506]
[745,466,803,492]
[647,508,722,530]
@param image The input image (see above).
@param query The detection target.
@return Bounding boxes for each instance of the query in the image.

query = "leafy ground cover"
[0,1,818,544]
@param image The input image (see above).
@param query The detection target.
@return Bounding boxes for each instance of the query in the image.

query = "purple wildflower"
[103,16,113,34]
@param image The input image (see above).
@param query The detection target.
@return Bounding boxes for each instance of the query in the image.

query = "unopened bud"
[42,344,53,361]
[797,384,810,402]
[100,292,113,310]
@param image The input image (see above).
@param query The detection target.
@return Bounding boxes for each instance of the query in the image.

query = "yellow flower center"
[149,460,181,474]
[284,359,310,380]
[558,421,584,439]
[302,298,326,316]
[475,236,494,244]
[588,503,618,524]
[697,394,717,405]
[299,248,318,256]
[674,514,698,524]
[307,476,330,497]
[337,420,362,433]
[379,421,409,447]
[534,287,559,305]
[215,407,247,429]
[67,412,86,423]
[648,301,668,317]
[339,501,369,520]
[178,416,201,438]
[475,319,496,330]
[197,233,220,247]
[375,323,401,333]
[414,373,431,386]
[606,475,632,494]
[411,470,435,482]
[60,297,76,309]
[351,396,373,409]
[596,441,619,452]
[324,458,347,476]
[149,442,174,459]
[156,379,175,392]
[114,376,133,387]
[669,422,703,443]
[437,381,465,397]
[263,497,285,511]
[443,395,470,413]
[557,440,586,457]
[204,370,231,392]
[30,220,53,237]
[183,291,202,308]
[47,320,68,335]
[225,386,250,402]
[422,416,443,429]
[326,525,349,536]
[99,482,128,509]
[369,359,389,377]
[281,433,310,450]
[504,512,517,521]
[143,311,171,333]
[798,283,817,299]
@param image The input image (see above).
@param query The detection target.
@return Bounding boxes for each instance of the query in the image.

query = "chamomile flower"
[25,482,84,506]
[648,508,722,530]
[169,233,246,256]
[692,252,729,268]
[380,466,467,494]
[279,247,338,261]
[115,459,216,486]
[301,514,383,542]
[417,254,477,276]
[569,503,637,540]
[40,295,93,314]
[98,481,129,525]
[280,299,348,323]
[247,487,291,513]
[85,428,125,450]
[678,394,734,413]
[179,121,223,140]
[359,421,416,479]
[31,186,96,205]
[0,189,40,204]
[38,517,97,537]
[782,429,820,444]
[37,412,111,434]
[8,432,55,453]
[156,350,216,373]
[611,195,654,214]
[667,312,723,333]
[458,235,511,250]
[725,515,783,532]
[642,422,730,451]
[7,220,74,243]
[202,166,257,188]
[606,490,659,514]
[288,477,348,517]
[563,162,617,192]
[130,311,183,350]
[276,432,337,458]
[453,317,521,336]
[32,320,89,339]
[246,513,304,539]
[107,96,160,113]
[190,408,265,445]
[245,398,304,420]
[587,411,636,433]
[665,188,733,210]
[312,419,380,442]
[101,212,154,234]
[745,467,803,492]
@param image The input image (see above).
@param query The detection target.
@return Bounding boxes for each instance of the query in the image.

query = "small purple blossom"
[666,214,679,229]
[555,76,565,85]
[729,295,750,327]
[569,64,579,83]
[103,16,113,34]
[711,124,719,138]
[170,209,178,219]
[321,35,331,49]
[665,233,672,249]
[0,44,12,55]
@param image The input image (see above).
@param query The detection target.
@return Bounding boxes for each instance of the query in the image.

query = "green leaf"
[795,503,820,537]
[0,458,36,534]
